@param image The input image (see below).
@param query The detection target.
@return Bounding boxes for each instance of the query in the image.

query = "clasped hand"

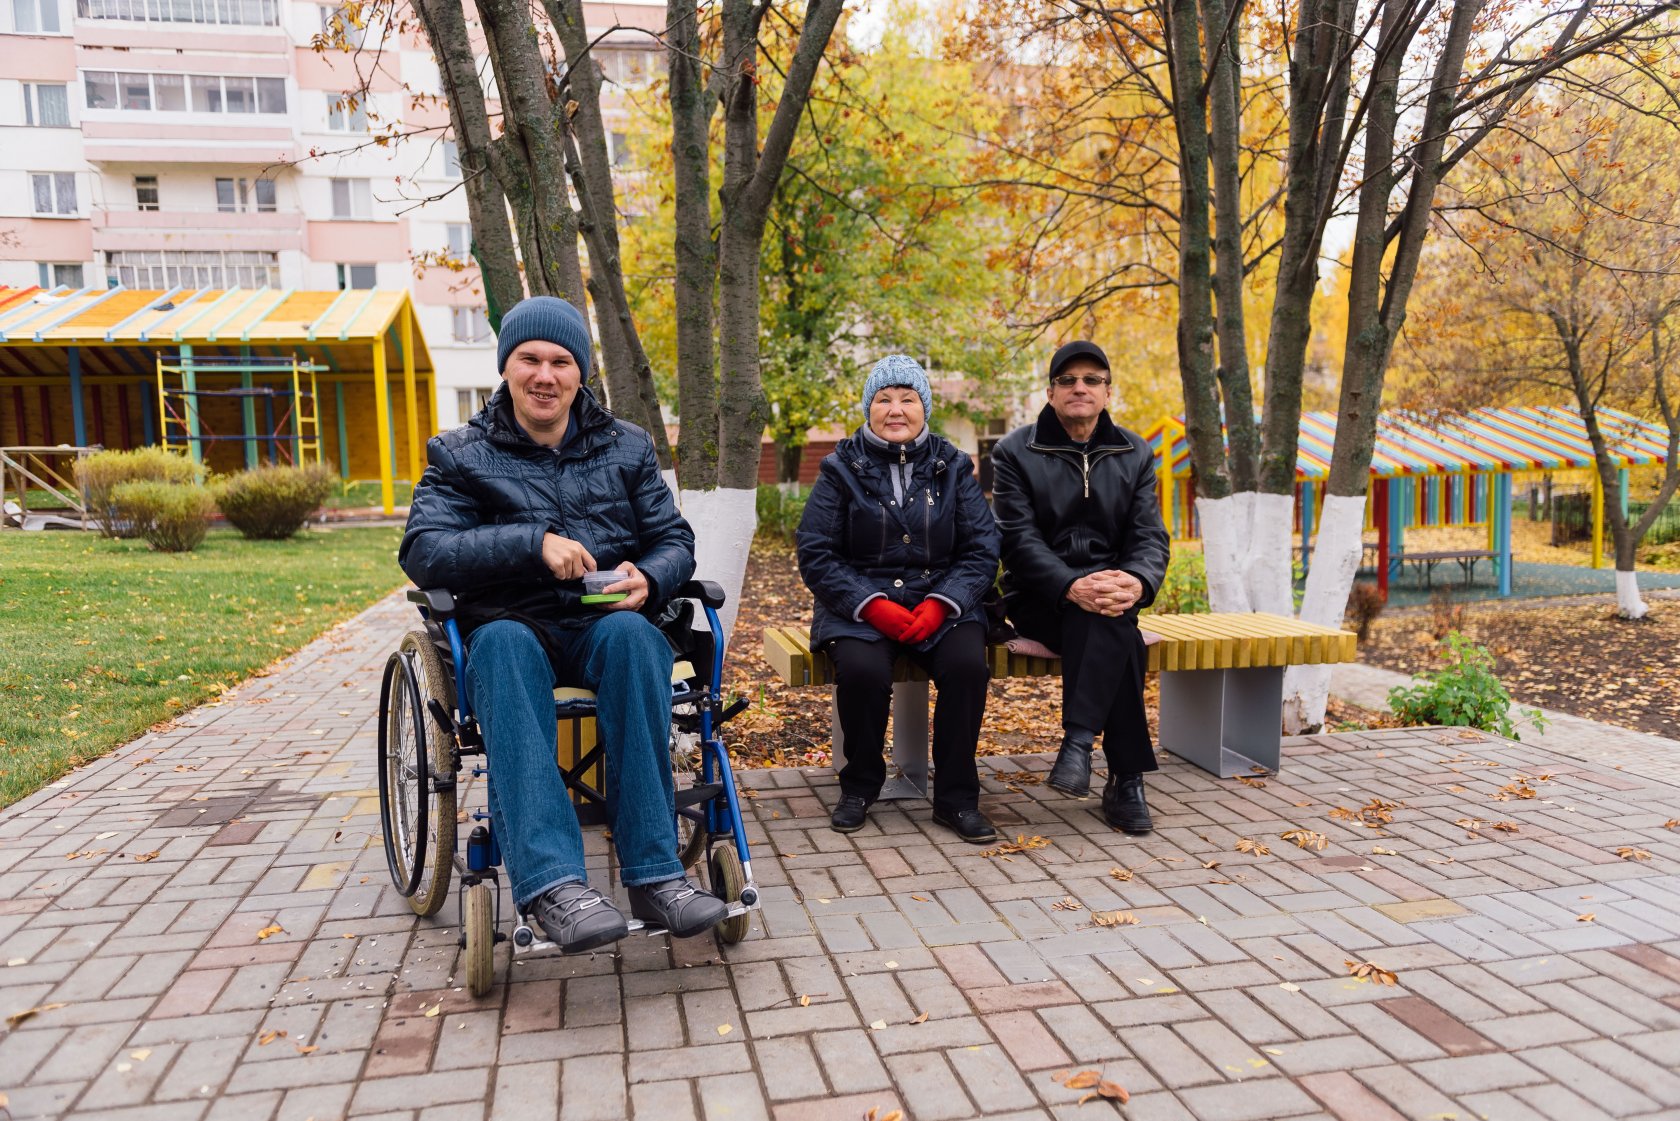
[1066,569,1141,617]
[542,532,649,612]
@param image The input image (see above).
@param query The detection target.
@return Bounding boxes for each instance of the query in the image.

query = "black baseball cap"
[1049,340,1110,381]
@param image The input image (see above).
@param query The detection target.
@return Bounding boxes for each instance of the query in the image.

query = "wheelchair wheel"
[376,630,458,917]
[675,804,707,871]
[464,880,495,998]
[708,845,751,945]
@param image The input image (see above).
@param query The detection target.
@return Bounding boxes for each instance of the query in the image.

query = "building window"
[336,263,376,289]
[456,387,493,418]
[441,139,461,178]
[77,0,280,28]
[451,307,491,344]
[30,172,77,216]
[597,47,660,87]
[134,175,159,211]
[105,249,279,289]
[85,71,285,114]
[12,0,61,32]
[37,262,85,288]
[23,83,70,127]
[215,176,276,213]
[608,131,630,167]
[326,92,367,131]
[445,223,471,258]
[330,177,371,219]
[318,3,370,47]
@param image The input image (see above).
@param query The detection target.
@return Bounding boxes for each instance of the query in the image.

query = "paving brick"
[489,1061,560,1121]
[696,1072,769,1121]
[559,1053,626,1121]
[884,1050,975,1121]
[1377,996,1500,1056]
[1176,1078,1322,1121]
[1117,1023,1223,1087]
[1296,1071,1408,1121]
[810,1029,893,1093]
[628,1080,698,1121]
[751,1037,826,1101]
[771,1091,903,1121]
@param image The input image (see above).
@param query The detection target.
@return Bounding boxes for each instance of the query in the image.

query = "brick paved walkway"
[3,591,1679,1121]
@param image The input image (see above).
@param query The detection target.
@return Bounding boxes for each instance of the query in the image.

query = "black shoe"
[830,792,872,833]
[931,807,998,845]
[1103,772,1153,835]
[1046,730,1096,797]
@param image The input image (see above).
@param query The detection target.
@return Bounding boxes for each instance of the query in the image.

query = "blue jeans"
[464,613,683,907]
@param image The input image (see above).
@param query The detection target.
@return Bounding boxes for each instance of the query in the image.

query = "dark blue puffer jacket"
[796,427,1001,649]
[398,382,695,631]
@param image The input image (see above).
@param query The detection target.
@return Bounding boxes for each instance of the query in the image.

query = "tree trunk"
[547,0,673,467]
[681,0,844,646]
[668,0,719,493]
[410,0,524,323]
[778,442,803,484]
[1285,0,1478,732]
[473,0,587,307]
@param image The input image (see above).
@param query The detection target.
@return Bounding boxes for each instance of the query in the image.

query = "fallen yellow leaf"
[717,1024,732,1036]
[255,924,283,942]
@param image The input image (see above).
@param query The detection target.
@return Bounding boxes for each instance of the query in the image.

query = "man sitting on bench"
[398,296,727,954]
[990,340,1171,834]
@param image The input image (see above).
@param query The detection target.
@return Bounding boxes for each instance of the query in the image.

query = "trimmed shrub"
[111,480,214,552]
[1145,552,1209,615]
[76,447,202,538]
[1345,579,1387,640]
[1387,630,1547,741]
[755,484,809,544]
[214,463,336,540]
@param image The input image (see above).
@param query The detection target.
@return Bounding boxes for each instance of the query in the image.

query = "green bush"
[756,484,809,544]
[111,480,214,552]
[1387,631,1547,741]
[215,464,336,540]
[76,447,202,538]
[1145,552,1209,615]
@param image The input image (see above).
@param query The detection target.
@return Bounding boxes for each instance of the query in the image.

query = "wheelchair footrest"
[675,782,724,809]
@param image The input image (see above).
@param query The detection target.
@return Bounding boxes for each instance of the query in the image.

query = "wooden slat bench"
[763,612,1358,794]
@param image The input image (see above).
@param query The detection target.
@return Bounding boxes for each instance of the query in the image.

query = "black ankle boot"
[1103,772,1153,834]
[1046,729,1096,797]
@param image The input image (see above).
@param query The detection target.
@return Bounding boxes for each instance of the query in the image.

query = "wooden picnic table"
[1396,549,1497,588]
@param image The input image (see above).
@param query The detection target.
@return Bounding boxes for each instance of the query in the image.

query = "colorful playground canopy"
[0,284,431,377]
[1146,405,1672,480]
[0,284,435,513]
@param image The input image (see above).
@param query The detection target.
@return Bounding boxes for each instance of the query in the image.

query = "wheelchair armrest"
[677,579,726,610]
[407,587,458,618]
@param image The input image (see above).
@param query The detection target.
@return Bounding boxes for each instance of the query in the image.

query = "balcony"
[90,206,306,253]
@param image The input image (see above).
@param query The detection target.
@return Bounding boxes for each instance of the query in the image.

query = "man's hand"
[600,562,651,612]
[543,532,596,581]
[1066,570,1142,617]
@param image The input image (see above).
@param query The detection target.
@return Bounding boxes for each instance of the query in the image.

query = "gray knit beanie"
[496,296,593,380]
[861,354,932,417]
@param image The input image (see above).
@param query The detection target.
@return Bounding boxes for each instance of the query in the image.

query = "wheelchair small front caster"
[512,923,535,948]
[464,881,494,997]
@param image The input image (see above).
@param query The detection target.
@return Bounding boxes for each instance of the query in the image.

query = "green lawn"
[0,526,406,807]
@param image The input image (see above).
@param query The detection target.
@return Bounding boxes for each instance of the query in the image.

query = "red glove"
[899,598,951,644]
[860,597,915,641]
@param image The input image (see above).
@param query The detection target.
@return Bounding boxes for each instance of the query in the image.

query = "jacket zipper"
[1081,452,1090,498]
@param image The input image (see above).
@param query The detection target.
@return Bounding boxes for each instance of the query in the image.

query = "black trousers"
[828,622,989,814]
[1012,602,1158,775]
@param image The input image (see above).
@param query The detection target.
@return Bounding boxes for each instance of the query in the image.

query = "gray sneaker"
[529,882,629,953]
[628,877,730,938]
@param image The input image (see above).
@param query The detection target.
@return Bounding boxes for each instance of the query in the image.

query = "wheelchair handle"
[677,580,726,610]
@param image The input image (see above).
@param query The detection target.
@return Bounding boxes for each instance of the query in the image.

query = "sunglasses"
[1052,374,1110,387]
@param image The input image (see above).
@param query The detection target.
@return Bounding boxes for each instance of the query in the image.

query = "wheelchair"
[375,579,761,996]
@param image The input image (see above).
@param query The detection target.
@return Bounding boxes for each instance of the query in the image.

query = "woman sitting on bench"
[795,355,1003,843]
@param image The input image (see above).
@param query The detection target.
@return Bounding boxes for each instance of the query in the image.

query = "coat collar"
[1031,403,1131,451]
[476,382,613,451]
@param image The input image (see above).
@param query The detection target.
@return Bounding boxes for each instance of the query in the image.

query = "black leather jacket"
[398,382,695,634]
[990,404,1170,620]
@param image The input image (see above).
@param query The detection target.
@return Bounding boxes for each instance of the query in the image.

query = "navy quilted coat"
[796,427,1001,650]
[398,382,695,630]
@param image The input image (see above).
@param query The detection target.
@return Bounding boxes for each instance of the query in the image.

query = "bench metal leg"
[1158,667,1284,779]
[828,681,930,801]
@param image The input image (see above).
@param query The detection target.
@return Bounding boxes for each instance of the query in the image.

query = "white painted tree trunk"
[679,485,757,649]
[1282,494,1367,733]
[1195,491,1293,615]
[661,468,679,501]
[1615,568,1649,619]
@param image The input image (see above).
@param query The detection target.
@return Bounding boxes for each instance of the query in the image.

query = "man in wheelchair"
[398,295,728,953]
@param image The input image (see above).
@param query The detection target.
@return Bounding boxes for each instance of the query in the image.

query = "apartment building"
[0,0,665,428]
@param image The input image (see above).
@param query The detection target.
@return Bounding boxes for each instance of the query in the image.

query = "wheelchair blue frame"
[426,594,756,873]
[384,584,759,974]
